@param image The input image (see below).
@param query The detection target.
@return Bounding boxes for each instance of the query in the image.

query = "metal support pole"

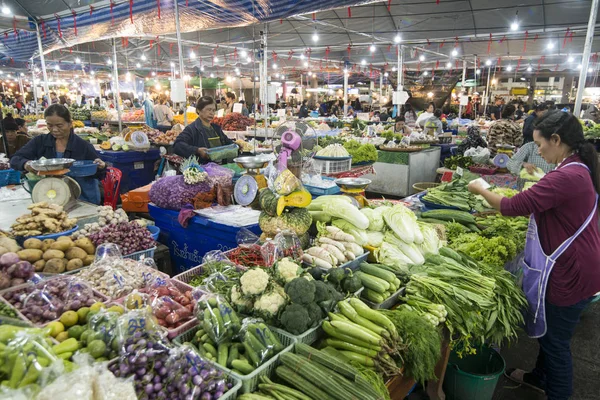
[343,70,348,116]
[31,68,38,114]
[458,60,467,118]
[398,46,403,89]
[112,39,123,133]
[484,66,492,117]
[474,55,478,118]
[173,0,187,126]
[574,0,599,116]
[379,72,383,107]
[262,25,269,129]
[35,23,50,101]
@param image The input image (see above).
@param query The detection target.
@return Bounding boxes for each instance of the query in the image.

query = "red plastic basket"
[469,165,498,175]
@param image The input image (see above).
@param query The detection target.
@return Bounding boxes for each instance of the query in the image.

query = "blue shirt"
[11,132,104,204]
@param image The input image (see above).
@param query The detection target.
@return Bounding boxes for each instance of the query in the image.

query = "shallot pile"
[0,252,34,289]
[88,222,155,255]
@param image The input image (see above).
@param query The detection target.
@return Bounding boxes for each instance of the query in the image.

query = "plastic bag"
[163,344,232,399]
[84,309,122,361]
[194,293,241,344]
[115,308,168,354]
[135,279,195,330]
[464,146,490,164]
[202,162,234,187]
[236,228,260,247]
[239,318,284,367]
[273,231,303,261]
[0,330,63,392]
[94,243,123,263]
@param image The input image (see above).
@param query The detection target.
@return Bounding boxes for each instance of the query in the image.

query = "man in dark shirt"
[489,97,503,120]
[522,103,549,144]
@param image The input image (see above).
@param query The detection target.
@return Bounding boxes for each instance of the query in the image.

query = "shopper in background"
[143,95,157,129]
[515,101,526,120]
[14,96,25,115]
[489,97,503,120]
[319,102,328,116]
[50,92,58,105]
[154,96,174,133]
[457,125,487,155]
[468,111,600,400]
[173,96,234,162]
[394,117,412,135]
[0,114,29,156]
[15,117,28,136]
[415,102,435,128]
[507,141,555,175]
[523,103,549,144]
[330,100,341,117]
[380,108,390,122]
[224,92,236,115]
[423,109,444,137]
[404,104,417,128]
[298,100,309,118]
[10,105,105,204]
[352,98,362,112]
[487,104,522,157]
[239,100,249,117]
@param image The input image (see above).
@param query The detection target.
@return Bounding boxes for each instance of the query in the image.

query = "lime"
[77,307,90,324]
[46,321,65,338]
[56,331,69,342]
[59,311,79,328]
[67,325,85,340]
[107,305,124,315]
[88,340,107,359]
[90,302,105,312]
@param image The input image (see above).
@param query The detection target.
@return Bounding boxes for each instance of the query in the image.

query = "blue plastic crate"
[147,225,160,240]
[0,169,20,187]
[149,203,262,274]
[98,149,160,193]
[303,177,341,197]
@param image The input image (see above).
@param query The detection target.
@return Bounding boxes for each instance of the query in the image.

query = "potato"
[33,259,46,272]
[0,246,8,257]
[43,258,66,274]
[43,250,65,261]
[50,240,72,252]
[56,236,72,242]
[17,249,43,262]
[23,238,43,250]
[66,258,83,271]
[65,247,87,261]
[83,255,95,266]
[41,239,55,252]
[74,238,95,255]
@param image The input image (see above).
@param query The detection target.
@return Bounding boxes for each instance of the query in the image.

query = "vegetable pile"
[88,221,155,255]
[443,155,474,170]
[422,179,475,211]
[212,114,255,131]
[72,206,129,239]
[343,140,378,164]
[17,236,96,274]
[11,202,77,237]
[302,222,365,269]
[0,251,34,289]
[316,144,350,158]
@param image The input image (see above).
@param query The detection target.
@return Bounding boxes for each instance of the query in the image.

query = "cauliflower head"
[230,285,253,312]
[275,258,303,284]
[240,268,270,296]
[254,290,288,319]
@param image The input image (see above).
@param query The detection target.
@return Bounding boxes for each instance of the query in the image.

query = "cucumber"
[359,263,396,284]
[231,359,256,375]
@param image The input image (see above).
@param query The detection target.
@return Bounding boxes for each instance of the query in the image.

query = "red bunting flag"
[156,37,160,56]
[454,36,459,48]
[563,28,570,48]
[537,56,545,72]
[440,40,445,48]
[169,43,174,55]
[234,48,238,60]
[55,14,62,38]
[387,0,392,11]
[387,44,391,53]
[40,19,46,39]
[455,60,459,69]
[555,64,559,71]
[288,50,293,60]
[312,13,316,21]
[149,40,154,49]
[533,34,539,42]
[497,57,502,67]
[280,19,282,24]
[426,39,431,46]
[72,11,77,36]
[325,47,330,60]
[110,2,115,25]
[523,31,528,52]
[89,6,94,16]
[130,0,134,24]
[13,16,17,37]
[487,33,492,54]
[499,35,506,44]
[157,0,161,19]
[517,56,522,70]
[348,7,351,18]
[272,51,277,62]
[68,48,71,53]
[435,60,439,71]
[4,32,8,40]
[347,45,351,57]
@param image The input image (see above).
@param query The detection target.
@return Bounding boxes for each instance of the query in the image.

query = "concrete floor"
[409,301,600,400]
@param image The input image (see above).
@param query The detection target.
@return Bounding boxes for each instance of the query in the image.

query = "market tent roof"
[2,0,599,75]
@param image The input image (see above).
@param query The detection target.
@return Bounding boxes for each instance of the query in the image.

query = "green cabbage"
[417,223,441,256]
[361,207,386,232]
[519,167,545,182]
[384,231,425,265]
[375,242,412,273]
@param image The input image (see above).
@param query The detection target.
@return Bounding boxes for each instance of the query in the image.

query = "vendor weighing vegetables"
[468,111,600,400]
[10,105,106,204]
[173,96,235,163]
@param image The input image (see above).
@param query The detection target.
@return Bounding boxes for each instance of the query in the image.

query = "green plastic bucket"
[443,346,505,400]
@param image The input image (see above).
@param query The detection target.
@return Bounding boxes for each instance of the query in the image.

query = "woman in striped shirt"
[404,104,417,128]
[507,141,555,175]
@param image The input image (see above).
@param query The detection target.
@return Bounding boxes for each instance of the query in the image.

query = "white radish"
[318,237,346,251]
[341,241,365,256]
[344,251,356,261]
[307,247,338,266]
[302,254,333,269]
[320,244,346,264]
[324,227,355,243]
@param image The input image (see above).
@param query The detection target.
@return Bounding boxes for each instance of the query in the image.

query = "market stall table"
[362,147,441,197]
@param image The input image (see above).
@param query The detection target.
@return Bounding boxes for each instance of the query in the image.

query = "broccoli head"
[279,303,310,335]
[305,302,324,328]
[313,280,332,303]
[284,277,315,305]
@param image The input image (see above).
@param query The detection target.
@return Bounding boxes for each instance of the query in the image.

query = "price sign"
[456,166,464,176]
[441,171,454,182]
[127,318,147,335]
[217,109,225,118]
[233,103,243,113]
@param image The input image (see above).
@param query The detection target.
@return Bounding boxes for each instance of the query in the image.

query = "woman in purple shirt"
[468,111,600,400]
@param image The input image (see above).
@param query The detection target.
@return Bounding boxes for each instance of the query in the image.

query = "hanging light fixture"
[107,59,112,65]
[141,54,147,61]
[136,62,141,68]
[527,65,533,72]
[419,55,425,62]
[361,59,367,65]
[303,61,309,67]
[312,27,319,42]
[394,34,401,44]
[240,49,248,58]
[506,65,513,71]
[75,57,81,64]
[451,49,458,57]
[485,59,492,66]
[567,55,574,63]
[369,44,376,53]
[446,62,452,68]
[190,51,197,59]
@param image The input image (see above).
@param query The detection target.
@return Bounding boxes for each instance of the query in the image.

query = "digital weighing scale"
[233,156,269,208]
[28,158,82,207]
[335,178,372,209]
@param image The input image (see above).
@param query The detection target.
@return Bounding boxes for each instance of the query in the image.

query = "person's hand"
[523,162,536,175]
[93,158,106,169]
[196,147,209,159]
[24,161,37,174]
[467,180,485,195]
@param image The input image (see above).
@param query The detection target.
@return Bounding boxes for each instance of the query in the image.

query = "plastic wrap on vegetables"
[194,293,241,344]
[164,344,233,399]
[202,162,234,187]
[84,309,122,361]
[149,175,215,211]
[239,318,284,368]
[0,330,63,392]
[115,308,169,355]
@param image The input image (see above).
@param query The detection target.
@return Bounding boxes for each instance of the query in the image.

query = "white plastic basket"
[312,158,352,174]
[123,246,156,261]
